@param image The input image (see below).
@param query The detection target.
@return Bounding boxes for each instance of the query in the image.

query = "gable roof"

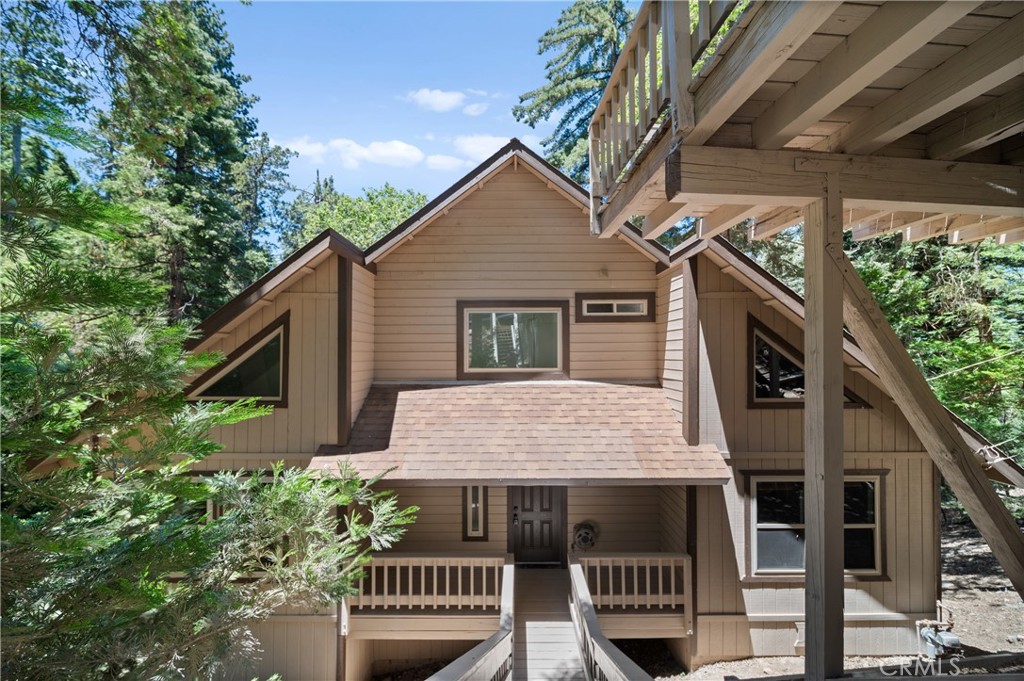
[667,235,1024,487]
[187,229,363,351]
[312,381,729,486]
[362,138,667,265]
[187,139,669,352]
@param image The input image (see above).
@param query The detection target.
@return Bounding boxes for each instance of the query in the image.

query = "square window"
[457,301,568,379]
[751,475,882,575]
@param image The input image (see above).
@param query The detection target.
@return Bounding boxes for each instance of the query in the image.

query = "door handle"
[512,506,519,526]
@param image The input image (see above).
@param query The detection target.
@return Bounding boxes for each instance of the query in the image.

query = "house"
[585,0,1024,678]
[185,138,1021,681]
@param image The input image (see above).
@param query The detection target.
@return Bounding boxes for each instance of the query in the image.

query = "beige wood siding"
[658,486,687,553]
[657,270,684,423]
[351,265,376,423]
[345,639,373,681]
[567,486,662,553]
[385,486,508,554]
[373,165,658,381]
[203,256,338,456]
[223,605,336,681]
[693,453,939,662]
[694,254,925,454]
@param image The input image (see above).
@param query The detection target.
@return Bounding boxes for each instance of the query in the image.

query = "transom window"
[750,475,882,576]
[457,301,568,380]
[187,312,289,406]
[576,292,655,323]
[748,315,868,408]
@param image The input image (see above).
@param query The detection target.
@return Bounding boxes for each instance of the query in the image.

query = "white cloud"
[426,154,472,171]
[466,88,489,97]
[453,134,511,162]
[462,102,489,117]
[284,136,424,169]
[422,132,437,141]
[282,136,329,163]
[406,88,466,112]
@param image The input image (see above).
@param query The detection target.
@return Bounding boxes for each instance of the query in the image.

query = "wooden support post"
[803,176,845,681]
[829,248,1024,597]
[682,256,700,445]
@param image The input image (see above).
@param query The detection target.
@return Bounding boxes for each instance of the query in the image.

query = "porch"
[344,552,692,681]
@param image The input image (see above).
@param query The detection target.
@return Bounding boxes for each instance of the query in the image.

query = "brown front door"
[509,486,566,566]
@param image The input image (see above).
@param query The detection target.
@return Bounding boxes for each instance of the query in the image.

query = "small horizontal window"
[575,292,655,323]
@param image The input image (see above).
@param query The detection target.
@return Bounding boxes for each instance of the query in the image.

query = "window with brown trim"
[463,486,488,541]
[187,311,290,407]
[748,314,868,409]
[575,291,655,323]
[456,300,570,380]
[749,475,883,576]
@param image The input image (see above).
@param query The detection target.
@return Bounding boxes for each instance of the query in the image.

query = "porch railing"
[577,552,693,633]
[425,555,515,681]
[353,553,506,611]
[569,558,655,681]
[590,0,738,198]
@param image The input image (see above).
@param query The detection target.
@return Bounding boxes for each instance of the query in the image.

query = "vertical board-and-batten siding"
[221,604,337,681]
[351,264,376,424]
[693,455,938,663]
[695,253,925,455]
[679,254,937,663]
[205,256,338,454]
[373,165,658,381]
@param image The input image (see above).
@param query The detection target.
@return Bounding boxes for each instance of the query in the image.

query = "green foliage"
[731,226,1024,472]
[3,0,291,323]
[1,26,415,681]
[513,0,635,183]
[284,180,427,252]
[849,236,1024,464]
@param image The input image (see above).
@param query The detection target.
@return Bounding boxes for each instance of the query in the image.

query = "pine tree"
[513,0,635,183]
[1,8,416,678]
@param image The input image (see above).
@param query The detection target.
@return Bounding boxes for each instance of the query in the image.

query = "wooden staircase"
[513,569,585,681]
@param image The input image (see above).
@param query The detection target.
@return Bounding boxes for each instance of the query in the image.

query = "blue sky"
[217,1,572,199]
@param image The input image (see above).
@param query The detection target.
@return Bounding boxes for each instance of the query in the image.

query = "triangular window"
[188,312,289,405]
[749,315,868,408]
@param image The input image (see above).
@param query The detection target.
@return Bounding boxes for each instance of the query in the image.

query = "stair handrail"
[424,554,515,681]
[568,557,654,681]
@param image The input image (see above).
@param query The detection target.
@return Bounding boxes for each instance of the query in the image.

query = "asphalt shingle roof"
[310,381,728,485]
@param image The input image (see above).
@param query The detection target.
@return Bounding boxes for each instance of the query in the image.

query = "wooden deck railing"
[590,0,738,198]
[568,558,655,681]
[577,552,694,634]
[353,553,506,611]
[426,555,515,681]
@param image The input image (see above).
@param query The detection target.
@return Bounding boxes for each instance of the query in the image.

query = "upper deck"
[590,0,1024,246]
